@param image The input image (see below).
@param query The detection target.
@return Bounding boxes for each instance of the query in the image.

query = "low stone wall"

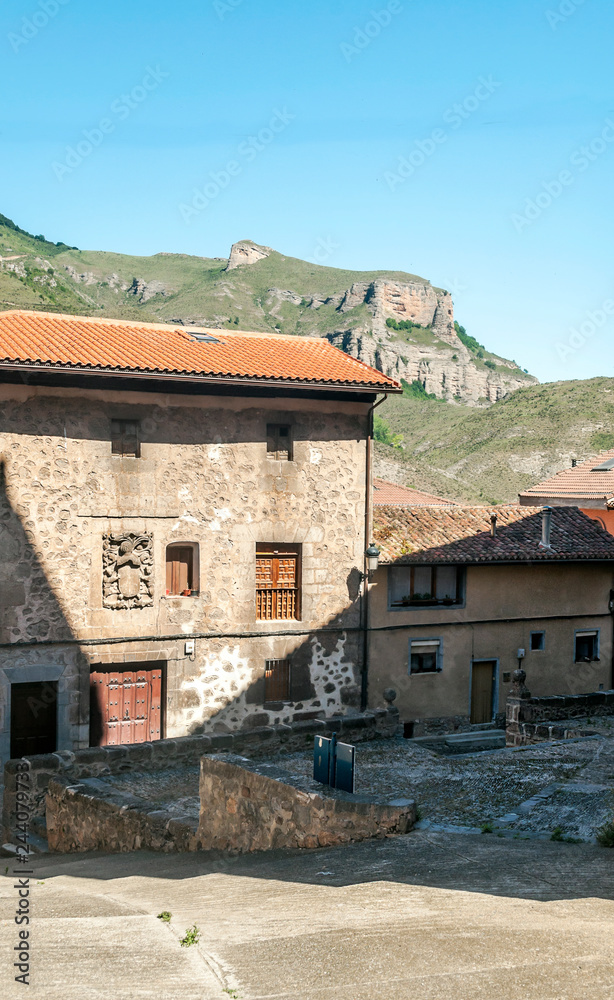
[2,708,398,846]
[197,755,416,852]
[506,690,614,747]
[44,753,415,854]
[46,776,198,853]
[411,713,505,738]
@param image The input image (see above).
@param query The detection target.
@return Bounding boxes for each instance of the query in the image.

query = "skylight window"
[591,457,614,471]
[189,332,221,343]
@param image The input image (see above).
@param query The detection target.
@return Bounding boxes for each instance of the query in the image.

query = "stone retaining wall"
[2,708,398,846]
[46,776,199,853]
[506,690,614,747]
[197,755,416,852]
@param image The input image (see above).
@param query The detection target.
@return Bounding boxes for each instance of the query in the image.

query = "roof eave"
[0,362,402,394]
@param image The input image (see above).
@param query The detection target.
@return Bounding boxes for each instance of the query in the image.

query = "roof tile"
[520,448,614,502]
[374,504,614,564]
[373,478,456,506]
[0,310,401,391]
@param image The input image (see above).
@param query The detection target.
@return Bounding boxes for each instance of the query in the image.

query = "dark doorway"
[10,681,58,758]
[90,664,164,746]
[470,661,495,725]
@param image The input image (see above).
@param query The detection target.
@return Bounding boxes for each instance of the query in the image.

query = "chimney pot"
[490,512,497,538]
[539,506,553,549]
[572,458,577,468]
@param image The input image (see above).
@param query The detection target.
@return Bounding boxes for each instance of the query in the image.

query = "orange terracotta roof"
[519,449,614,504]
[374,504,614,564]
[0,310,401,391]
[373,478,457,506]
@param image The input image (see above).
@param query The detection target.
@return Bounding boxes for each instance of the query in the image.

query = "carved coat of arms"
[103,533,153,609]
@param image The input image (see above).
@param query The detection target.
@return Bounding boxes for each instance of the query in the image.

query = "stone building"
[0,309,399,764]
[369,503,614,735]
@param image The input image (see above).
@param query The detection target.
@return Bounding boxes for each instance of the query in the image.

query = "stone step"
[412,730,506,756]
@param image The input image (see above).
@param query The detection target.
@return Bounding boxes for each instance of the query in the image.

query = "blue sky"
[1,0,613,383]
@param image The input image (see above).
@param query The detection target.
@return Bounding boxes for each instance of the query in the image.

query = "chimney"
[490,512,497,538]
[539,506,553,549]
[571,458,577,468]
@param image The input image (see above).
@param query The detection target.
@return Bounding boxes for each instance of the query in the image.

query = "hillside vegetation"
[375,378,614,504]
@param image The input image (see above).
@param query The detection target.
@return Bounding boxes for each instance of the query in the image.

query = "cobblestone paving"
[272,733,614,841]
[95,731,614,844]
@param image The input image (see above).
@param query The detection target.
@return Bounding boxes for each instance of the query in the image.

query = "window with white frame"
[389,565,462,608]
[575,630,599,662]
[409,638,442,674]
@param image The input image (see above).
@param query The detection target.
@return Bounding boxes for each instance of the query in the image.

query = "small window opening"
[410,639,442,674]
[264,659,291,702]
[111,419,140,457]
[166,544,199,596]
[575,630,599,663]
[530,631,545,651]
[267,424,293,461]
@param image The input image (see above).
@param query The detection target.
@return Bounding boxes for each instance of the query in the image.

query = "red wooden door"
[90,666,163,746]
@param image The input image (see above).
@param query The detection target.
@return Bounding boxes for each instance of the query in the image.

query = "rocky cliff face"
[226,242,536,405]
[0,214,536,407]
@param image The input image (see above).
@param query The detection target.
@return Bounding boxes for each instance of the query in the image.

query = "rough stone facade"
[0,382,371,768]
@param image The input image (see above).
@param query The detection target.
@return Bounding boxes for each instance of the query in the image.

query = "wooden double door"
[90,665,163,746]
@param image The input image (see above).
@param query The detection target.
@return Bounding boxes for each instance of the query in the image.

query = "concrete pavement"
[2,832,614,999]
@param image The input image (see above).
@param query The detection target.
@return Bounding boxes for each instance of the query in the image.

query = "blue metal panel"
[313,734,355,792]
[335,741,355,793]
[313,735,331,785]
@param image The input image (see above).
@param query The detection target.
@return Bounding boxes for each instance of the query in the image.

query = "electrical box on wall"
[184,640,195,656]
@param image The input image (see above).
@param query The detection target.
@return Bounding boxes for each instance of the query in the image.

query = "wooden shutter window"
[111,419,140,457]
[266,424,293,461]
[264,659,291,702]
[166,545,196,596]
[256,546,299,620]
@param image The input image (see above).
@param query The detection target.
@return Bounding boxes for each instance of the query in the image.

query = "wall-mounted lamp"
[359,543,381,581]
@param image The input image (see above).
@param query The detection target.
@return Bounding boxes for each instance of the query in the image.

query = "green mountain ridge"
[4,217,598,502]
[374,378,614,504]
[0,223,535,408]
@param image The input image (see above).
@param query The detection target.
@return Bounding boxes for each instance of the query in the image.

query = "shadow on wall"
[181,578,366,737]
[0,455,369,751]
[0,461,89,761]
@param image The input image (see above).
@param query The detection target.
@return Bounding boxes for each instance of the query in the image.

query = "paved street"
[2,832,614,999]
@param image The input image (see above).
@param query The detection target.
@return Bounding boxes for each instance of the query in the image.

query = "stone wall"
[2,708,398,845]
[45,747,415,854]
[197,755,416,853]
[0,383,372,763]
[506,689,614,747]
[46,775,199,853]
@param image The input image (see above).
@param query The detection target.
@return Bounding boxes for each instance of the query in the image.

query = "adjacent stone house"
[369,504,614,735]
[0,309,399,764]
[519,448,614,535]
